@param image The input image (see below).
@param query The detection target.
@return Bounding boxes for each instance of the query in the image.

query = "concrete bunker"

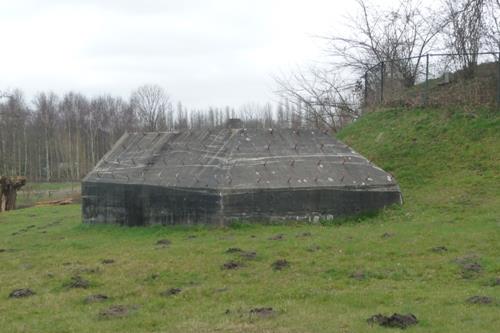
[82,125,402,225]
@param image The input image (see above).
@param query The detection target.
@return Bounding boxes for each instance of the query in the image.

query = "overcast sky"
[1,0,367,108]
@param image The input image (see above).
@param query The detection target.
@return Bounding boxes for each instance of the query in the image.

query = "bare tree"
[275,67,360,132]
[324,0,442,87]
[131,84,172,132]
[175,101,189,129]
[443,0,486,77]
[0,90,11,99]
[33,92,58,182]
[0,176,26,212]
[483,0,500,56]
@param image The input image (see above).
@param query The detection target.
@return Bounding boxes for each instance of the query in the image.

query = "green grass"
[0,107,499,332]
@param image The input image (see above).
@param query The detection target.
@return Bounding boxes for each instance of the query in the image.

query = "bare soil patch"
[160,288,182,297]
[222,261,243,270]
[101,259,115,265]
[249,307,275,318]
[367,313,418,329]
[9,288,35,298]
[466,296,494,304]
[156,239,171,246]
[431,246,448,253]
[225,247,243,253]
[99,305,136,319]
[271,259,290,270]
[455,255,482,278]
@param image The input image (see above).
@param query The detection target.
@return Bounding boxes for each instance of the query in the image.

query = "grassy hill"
[0,107,499,333]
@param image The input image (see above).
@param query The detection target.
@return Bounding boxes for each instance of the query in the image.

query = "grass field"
[0,107,499,332]
[16,182,80,208]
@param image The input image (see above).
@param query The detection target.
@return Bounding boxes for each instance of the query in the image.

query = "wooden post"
[0,176,27,212]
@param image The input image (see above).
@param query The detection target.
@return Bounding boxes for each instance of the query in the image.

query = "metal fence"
[362,52,500,110]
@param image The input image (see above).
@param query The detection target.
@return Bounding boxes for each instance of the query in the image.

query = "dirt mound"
[156,239,171,246]
[222,261,243,270]
[9,288,35,298]
[84,294,108,303]
[99,305,136,319]
[66,276,90,289]
[226,247,243,253]
[160,288,182,297]
[431,246,448,253]
[101,259,115,264]
[271,259,290,270]
[462,262,481,271]
[367,313,418,329]
[250,307,275,318]
[466,296,494,304]
[462,262,482,272]
[455,255,482,278]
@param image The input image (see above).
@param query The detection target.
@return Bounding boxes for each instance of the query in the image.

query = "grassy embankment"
[0,107,499,332]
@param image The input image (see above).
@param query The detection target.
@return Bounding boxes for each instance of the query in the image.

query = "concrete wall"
[82,181,402,226]
[82,182,221,226]
[222,187,402,222]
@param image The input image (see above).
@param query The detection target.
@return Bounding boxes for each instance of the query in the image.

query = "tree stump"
[0,176,27,212]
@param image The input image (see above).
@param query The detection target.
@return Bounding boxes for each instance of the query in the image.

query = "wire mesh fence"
[363,52,500,110]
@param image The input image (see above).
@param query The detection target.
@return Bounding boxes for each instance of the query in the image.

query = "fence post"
[364,72,368,107]
[497,52,500,109]
[425,54,430,107]
[380,61,385,104]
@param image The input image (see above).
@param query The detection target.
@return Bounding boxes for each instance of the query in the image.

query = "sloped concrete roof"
[84,128,398,193]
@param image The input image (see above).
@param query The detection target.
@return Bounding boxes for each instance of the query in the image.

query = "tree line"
[0,85,306,181]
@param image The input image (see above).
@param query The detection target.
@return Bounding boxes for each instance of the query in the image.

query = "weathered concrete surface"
[82,128,402,225]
